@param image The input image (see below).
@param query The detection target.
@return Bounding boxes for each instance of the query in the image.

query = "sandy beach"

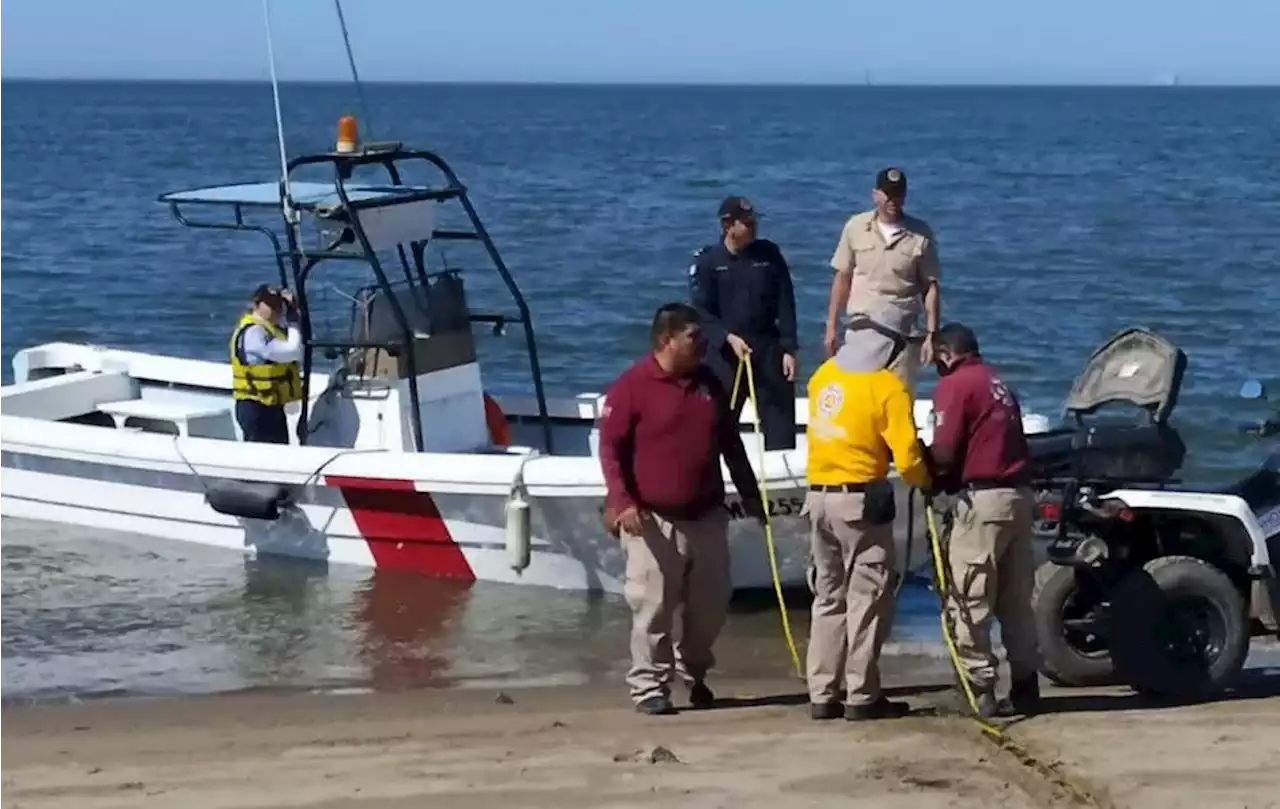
[4,664,1279,809]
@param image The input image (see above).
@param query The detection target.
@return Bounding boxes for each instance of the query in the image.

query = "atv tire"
[1110,555,1249,701]
[1031,561,1117,687]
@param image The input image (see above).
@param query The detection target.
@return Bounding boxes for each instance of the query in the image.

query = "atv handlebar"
[1239,418,1280,438]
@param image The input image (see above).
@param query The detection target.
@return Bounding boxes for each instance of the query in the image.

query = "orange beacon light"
[336,115,359,153]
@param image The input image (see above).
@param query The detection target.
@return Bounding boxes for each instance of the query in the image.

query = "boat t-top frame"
[157,121,554,453]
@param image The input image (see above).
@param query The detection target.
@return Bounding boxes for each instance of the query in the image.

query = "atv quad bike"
[1027,327,1280,701]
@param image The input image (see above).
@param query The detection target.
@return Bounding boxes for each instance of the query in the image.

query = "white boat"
[0,128,1051,593]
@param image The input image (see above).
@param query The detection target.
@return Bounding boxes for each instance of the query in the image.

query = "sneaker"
[635,696,677,716]
[845,698,910,721]
[688,681,715,710]
[1009,677,1041,716]
[809,701,843,721]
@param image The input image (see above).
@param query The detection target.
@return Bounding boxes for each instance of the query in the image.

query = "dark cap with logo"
[875,167,907,196]
[718,195,760,220]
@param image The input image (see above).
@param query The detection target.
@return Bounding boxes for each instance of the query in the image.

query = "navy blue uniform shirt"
[689,238,798,355]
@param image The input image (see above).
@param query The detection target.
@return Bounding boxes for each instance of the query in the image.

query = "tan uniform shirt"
[829,211,940,338]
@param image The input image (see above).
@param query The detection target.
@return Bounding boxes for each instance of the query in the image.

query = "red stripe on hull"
[325,475,476,582]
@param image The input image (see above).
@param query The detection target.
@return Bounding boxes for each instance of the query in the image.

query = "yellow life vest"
[230,313,303,407]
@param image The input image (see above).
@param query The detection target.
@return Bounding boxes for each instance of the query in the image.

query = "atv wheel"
[1110,555,1249,701]
[1032,562,1116,686]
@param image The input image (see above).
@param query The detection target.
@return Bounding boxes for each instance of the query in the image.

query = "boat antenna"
[332,0,375,141]
[260,0,298,228]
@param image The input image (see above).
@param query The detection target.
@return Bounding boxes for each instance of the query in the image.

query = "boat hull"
[1,449,946,594]
[0,342,1052,594]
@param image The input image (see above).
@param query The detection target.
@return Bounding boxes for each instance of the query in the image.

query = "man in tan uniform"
[803,308,931,720]
[824,167,941,395]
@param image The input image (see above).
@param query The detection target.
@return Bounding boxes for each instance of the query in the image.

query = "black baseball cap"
[252,284,285,306]
[718,195,760,220]
[875,167,907,196]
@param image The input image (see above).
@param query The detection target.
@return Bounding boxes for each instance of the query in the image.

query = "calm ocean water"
[2,81,1278,702]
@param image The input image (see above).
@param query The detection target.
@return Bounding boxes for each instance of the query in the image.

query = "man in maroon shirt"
[928,323,1041,719]
[599,302,764,715]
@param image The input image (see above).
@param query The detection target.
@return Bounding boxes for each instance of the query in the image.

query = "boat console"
[1028,327,1188,484]
[154,116,556,454]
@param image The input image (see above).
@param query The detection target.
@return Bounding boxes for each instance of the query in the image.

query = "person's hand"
[781,352,797,382]
[919,334,935,365]
[743,497,767,526]
[823,324,839,357]
[609,505,645,537]
[726,333,751,360]
[279,289,299,322]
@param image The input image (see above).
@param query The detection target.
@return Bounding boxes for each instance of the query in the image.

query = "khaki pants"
[804,491,899,707]
[843,328,922,396]
[622,511,732,703]
[944,487,1040,692]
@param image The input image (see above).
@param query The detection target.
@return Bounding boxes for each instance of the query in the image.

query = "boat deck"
[2,342,1054,461]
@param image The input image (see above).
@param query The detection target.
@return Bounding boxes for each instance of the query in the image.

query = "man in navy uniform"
[688,196,799,451]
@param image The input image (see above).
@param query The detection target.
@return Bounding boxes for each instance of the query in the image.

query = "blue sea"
[2,81,1278,702]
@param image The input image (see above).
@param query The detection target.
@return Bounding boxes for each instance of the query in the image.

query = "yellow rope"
[726,356,1096,802]
[731,354,804,679]
[925,504,1101,806]
[924,505,1002,738]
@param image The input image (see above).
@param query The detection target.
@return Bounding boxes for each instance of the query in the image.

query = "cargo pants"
[803,490,899,707]
[944,487,1041,693]
[621,510,732,703]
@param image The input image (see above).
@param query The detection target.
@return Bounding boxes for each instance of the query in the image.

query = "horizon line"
[3,76,1278,89]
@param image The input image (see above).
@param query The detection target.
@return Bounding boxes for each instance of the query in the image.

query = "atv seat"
[1028,422,1186,483]
[1028,327,1189,484]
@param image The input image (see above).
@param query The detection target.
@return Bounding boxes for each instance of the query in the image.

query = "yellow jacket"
[806,360,930,489]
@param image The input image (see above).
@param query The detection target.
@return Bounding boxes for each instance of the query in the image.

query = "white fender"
[505,488,532,573]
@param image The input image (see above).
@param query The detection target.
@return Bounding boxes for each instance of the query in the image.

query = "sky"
[2,0,1278,85]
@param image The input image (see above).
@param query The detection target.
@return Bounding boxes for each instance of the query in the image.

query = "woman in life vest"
[230,285,304,443]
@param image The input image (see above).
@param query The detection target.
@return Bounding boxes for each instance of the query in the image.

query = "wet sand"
[4,666,1279,809]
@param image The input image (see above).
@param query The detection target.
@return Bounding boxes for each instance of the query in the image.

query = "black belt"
[808,482,871,493]
[966,479,1029,491]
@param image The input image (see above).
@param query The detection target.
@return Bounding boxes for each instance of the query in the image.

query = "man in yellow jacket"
[804,307,931,721]
[229,284,304,444]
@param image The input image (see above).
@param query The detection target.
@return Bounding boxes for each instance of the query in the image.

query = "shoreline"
[5,666,1279,808]
[0,644,958,708]
[0,676,1062,809]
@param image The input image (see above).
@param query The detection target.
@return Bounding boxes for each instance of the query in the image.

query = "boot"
[635,695,676,715]
[1009,677,1041,716]
[688,680,715,710]
[809,701,843,721]
[845,697,910,721]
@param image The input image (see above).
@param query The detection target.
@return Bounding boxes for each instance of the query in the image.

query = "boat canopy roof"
[157,181,439,210]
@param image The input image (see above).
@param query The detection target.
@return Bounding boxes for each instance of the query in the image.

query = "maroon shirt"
[931,355,1030,486]
[598,355,761,520]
